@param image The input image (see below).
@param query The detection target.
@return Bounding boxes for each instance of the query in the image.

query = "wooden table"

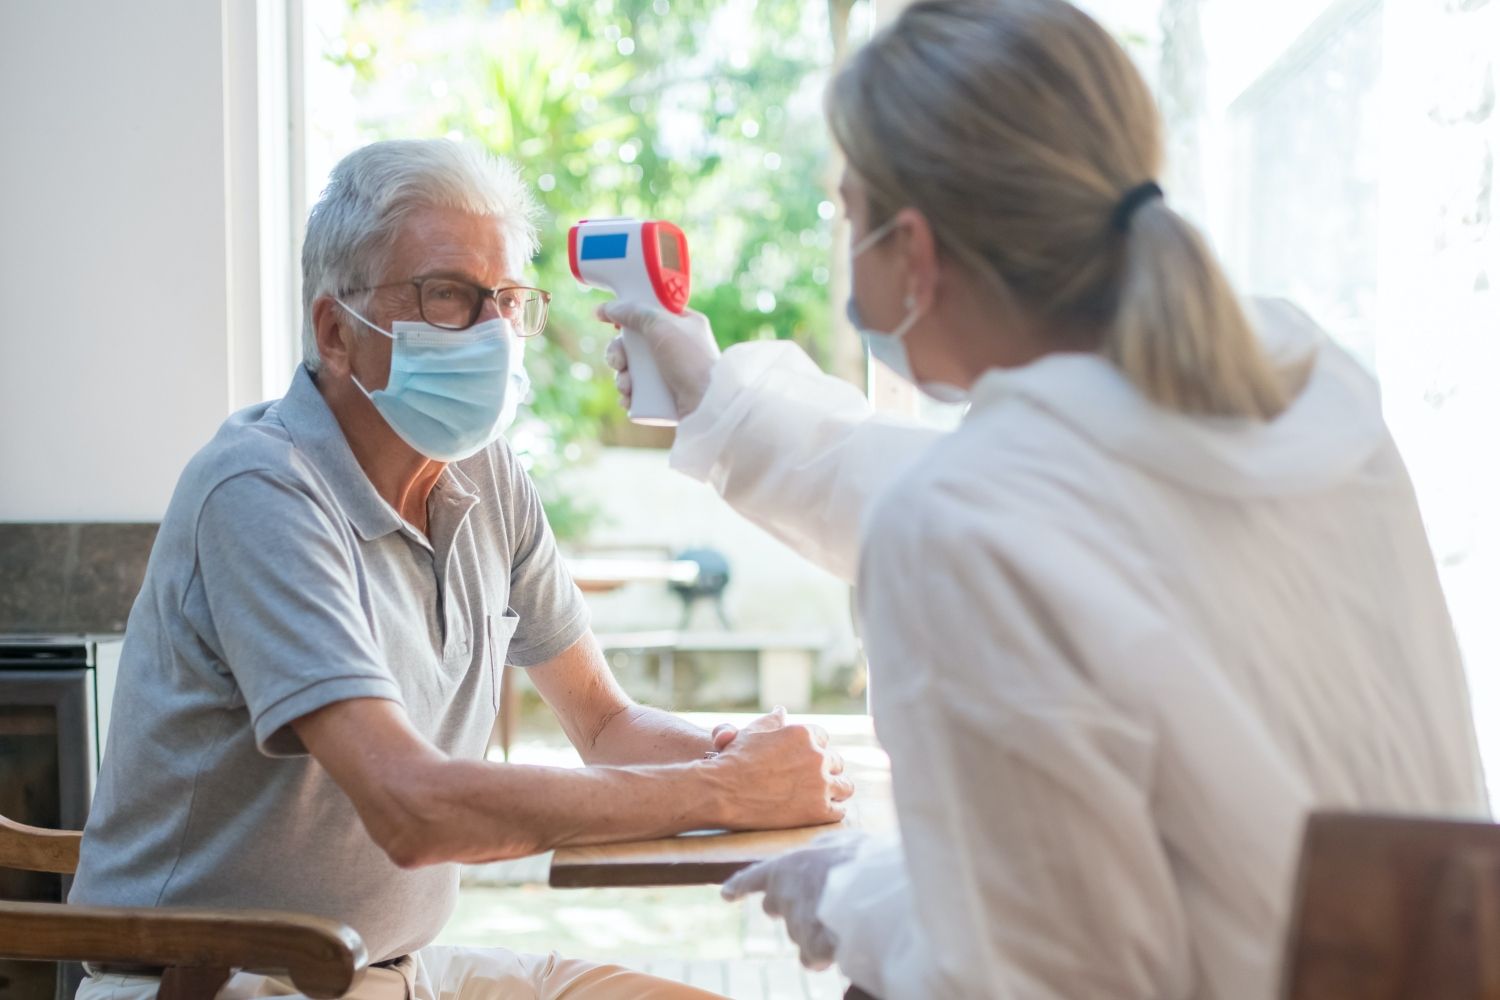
[549,821,851,888]
[550,716,893,888]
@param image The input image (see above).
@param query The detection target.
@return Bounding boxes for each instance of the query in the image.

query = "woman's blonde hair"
[827,0,1291,419]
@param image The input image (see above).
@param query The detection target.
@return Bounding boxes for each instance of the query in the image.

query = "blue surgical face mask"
[338,302,524,462]
[499,355,531,433]
[846,296,921,384]
[847,217,968,405]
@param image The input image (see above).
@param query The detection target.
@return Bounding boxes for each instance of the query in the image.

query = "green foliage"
[321,0,844,538]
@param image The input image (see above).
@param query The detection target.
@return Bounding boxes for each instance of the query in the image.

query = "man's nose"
[477,294,504,323]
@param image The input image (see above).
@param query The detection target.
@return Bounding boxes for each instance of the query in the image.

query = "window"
[1102,0,1500,798]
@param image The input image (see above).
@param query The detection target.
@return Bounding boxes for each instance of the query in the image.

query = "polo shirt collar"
[429,460,482,530]
[277,365,405,541]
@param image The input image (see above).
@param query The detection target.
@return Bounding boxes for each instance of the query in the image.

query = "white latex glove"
[597,300,721,418]
[721,830,867,970]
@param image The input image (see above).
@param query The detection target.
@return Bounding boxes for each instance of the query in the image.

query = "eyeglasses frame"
[338,275,551,336]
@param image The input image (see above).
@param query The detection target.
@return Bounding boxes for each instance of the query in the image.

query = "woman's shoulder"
[914,387,1118,498]
[864,408,1111,558]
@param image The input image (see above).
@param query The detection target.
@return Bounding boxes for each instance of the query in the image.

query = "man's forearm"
[296,696,845,872]
[584,702,717,765]
[527,636,719,766]
[382,755,726,867]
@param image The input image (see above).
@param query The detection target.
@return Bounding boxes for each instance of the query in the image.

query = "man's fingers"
[711,723,739,751]
[614,369,632,398]
[806,724,830,748]
[740,705,788,734]
[823,748,845,776]
[829,775,856,802]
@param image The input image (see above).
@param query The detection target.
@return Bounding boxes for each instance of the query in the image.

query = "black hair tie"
[1111,180,1164,233]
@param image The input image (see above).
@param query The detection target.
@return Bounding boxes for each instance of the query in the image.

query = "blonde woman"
[599,0,1488,996]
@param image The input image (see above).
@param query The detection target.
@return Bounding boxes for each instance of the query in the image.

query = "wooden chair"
[1281,810,1500,999]
[0,813,368,999]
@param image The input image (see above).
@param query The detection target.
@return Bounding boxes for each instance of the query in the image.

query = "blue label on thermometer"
[579,233,629,260]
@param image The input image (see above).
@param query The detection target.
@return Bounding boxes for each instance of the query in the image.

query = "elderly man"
[69,139,850,1000]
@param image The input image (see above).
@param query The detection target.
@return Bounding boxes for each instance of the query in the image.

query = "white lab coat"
[670,300,1489,999]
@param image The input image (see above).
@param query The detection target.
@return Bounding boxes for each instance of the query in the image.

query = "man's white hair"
[300,138,541,370]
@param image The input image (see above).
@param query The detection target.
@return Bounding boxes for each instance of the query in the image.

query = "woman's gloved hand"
[597,301,721,418]
[721,830,867,970]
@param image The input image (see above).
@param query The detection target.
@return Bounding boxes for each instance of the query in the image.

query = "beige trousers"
[76,946,728,1000]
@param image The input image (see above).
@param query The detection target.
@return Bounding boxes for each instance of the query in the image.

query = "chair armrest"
[0,814,81,874]
[0,901,368,999]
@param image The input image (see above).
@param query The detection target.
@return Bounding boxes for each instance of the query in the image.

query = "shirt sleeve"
[495,448,590,667]
[193,470,403,757]
[816,838,928,994]
[669,340,942,584]
[827,482,1195,999]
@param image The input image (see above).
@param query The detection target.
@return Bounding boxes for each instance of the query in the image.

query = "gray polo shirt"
[69,365,589,962]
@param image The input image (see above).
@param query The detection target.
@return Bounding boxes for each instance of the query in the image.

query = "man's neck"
[314,371,445,534]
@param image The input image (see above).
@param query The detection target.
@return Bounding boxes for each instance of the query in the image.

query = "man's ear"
[312,296,353,377]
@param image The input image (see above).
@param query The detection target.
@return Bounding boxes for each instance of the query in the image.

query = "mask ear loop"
[886,291,926,343]
[333,298,395,401]
[853,213,921,337]
[851,214,902,258]
[334,298,396,340]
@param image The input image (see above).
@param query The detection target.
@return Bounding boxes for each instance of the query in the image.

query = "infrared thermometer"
[568,218,691,426]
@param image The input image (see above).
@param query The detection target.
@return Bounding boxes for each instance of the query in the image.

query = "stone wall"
[0,524,157,634]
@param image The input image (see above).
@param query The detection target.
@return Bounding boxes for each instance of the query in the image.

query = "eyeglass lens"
[417,279,547,334]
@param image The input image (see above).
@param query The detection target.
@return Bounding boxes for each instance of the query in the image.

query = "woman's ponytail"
[1107,202,1291,419]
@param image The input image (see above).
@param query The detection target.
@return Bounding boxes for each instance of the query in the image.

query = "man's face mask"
[338,303,528,462]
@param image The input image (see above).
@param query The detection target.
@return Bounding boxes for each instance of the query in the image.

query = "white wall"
[0,1,276,521]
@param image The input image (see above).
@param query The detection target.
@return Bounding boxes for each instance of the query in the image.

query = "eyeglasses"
[341,276,551,336]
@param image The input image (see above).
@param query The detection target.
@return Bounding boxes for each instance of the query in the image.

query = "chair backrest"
[0,813,368,999]
[0,813,80,875]
[1281,811,1500,1000]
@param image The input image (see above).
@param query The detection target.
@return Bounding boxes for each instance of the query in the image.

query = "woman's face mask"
[338,301,528,462]
[847,216,968,405]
